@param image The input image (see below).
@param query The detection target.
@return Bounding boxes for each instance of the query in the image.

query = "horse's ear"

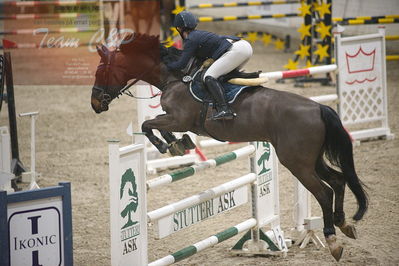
[96,44,108,59]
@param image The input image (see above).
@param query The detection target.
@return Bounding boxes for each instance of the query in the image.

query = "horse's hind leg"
[316,160,357,239]
[278,141,343,260]
[291,168,343,261]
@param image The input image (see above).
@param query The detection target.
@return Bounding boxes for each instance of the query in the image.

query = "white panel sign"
[109,143,147,266]
[336,28,393,140]
[254,142,279,227]
[155,185,249,239]
[8,197,63,266]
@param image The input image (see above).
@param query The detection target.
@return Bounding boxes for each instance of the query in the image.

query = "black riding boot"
[204,76,236,120]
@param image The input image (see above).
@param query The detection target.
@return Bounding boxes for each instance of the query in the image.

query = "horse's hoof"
[339,222,358,239]
[326,235,343,262]
[181,134,196,150]
[169,141,186,156]
[331,246,343,262]
[158,143,169,154]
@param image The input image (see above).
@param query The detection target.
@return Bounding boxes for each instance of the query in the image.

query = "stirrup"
[212,110,236,120]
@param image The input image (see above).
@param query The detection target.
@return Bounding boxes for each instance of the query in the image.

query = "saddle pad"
[189,70,253,104]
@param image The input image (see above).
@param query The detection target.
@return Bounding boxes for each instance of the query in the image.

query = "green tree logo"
[256,142,271,175]
[120,168,139,229]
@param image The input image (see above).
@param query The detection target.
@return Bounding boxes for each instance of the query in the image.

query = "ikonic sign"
[9,206,62,265]
[0,182,73,266]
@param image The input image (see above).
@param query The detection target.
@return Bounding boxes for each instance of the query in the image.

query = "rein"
[119,64,159,98]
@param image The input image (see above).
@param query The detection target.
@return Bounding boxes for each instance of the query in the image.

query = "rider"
[166,11,253,120]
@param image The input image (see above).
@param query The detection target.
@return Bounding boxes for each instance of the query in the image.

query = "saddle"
[182,58,264,104]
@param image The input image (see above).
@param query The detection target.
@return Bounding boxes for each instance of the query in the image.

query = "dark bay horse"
[90,34,368,262]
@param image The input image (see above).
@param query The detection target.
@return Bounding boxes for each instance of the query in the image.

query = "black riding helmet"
[173,11,198,30]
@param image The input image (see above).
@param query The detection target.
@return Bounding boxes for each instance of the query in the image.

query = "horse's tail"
[318,104,368,221]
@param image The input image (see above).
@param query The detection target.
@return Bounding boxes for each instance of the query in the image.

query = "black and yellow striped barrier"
[236,31,289,50]
[199,13,301,22]
[386,35,399,41]
[386,55,399,61]
[189,0,300,9]
[333,15,399,25]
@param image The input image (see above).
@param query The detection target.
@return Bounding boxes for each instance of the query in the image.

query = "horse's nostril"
[91,98,102,113]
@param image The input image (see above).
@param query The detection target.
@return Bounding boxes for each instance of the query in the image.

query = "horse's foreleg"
[142,118,170,154]
[159,130,184,155]
[159,130,177,143]
[160,130,197,156]
[161,130,196,149]
[142,114,193,155]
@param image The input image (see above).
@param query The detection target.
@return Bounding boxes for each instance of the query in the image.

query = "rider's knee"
[204,75,216,83]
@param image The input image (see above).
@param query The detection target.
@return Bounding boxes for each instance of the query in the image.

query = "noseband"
[93,50,157,110]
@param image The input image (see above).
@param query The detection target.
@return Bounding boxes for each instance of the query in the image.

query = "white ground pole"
[0,126,14,192]
[19,111,39,190]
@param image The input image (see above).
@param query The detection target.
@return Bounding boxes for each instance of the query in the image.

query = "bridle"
[93,50,159,110]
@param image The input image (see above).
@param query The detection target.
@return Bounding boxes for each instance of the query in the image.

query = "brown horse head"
[91,33,160,113]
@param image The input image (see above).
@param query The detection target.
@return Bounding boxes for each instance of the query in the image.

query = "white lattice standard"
[335,27,394,141]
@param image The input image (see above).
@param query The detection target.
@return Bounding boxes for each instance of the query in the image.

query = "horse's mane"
[119,33,183,66]
[160,45,182,65]
[116,32,189,76]
[119,33,160,54]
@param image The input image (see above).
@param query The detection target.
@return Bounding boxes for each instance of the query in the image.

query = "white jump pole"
[19,111,39,190]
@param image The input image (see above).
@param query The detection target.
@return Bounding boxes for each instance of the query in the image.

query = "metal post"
[0,55,5,112]
[4,52,26,189]
[19,111,39,189]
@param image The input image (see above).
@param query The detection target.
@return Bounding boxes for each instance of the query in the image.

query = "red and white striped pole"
[260,64,337,80]
[0,0,97,7]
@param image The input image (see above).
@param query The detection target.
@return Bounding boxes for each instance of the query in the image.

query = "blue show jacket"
[167,30,240,70]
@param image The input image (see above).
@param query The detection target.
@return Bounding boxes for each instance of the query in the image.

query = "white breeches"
[203,39,253,80]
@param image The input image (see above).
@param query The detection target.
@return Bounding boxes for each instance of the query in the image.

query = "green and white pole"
[147,145,255,189]
[148,218,257,266]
